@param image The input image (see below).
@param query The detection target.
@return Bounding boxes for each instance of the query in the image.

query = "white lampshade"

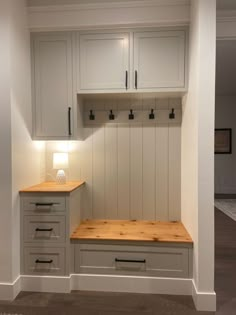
[53,153,68,170]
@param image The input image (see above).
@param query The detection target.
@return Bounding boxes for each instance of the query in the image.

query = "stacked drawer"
[21,194,68,276]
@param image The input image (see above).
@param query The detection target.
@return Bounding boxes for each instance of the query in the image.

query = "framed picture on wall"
[215,128,232,154]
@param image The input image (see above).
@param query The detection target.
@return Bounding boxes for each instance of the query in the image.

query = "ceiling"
[216,40,236,95]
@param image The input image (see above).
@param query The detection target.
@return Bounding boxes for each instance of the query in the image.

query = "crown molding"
[28,0,190,31]
[28,0,190,12]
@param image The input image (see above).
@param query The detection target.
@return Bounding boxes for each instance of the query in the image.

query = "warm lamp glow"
[53,153,68,170]
[53,153,69,185]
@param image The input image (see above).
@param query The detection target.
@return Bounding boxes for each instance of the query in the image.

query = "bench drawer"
[23,247,65,276]
[75,244,190,278]
[22,196,66,213]
[23,215,66,243]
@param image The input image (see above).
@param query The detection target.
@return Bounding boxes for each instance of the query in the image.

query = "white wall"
[181,0,216,311]
[215,95,236,194]
[0,0,45,291]
[0,1,13,283]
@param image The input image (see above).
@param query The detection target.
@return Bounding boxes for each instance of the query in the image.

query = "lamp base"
[56,170,66,185]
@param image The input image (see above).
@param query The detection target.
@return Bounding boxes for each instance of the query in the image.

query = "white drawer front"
[23,215,66,243]
[22,196,66,213]
[75,244,189,278]
[24,247,65,276]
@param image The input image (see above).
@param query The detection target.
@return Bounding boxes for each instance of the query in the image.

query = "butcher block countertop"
[71,219,193,244]
[20,181,85,193]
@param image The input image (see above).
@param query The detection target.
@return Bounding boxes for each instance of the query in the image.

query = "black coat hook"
[109,110,115,120]
[129,109,134,120]
[149,108,155,120]
[89,110,95,120]
[169,108,175,119]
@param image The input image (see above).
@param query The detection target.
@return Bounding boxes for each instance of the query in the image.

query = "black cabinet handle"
[115,258,146,264]
[169,108,175,119]
[68,107,72,136]
[35,228,53,232]
[35,259,53,264]
[35,203,54,207]
[135,70,138,89]
[125,71,128,90]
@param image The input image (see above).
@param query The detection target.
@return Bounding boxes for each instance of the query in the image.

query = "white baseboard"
[215,186,236,194]
[21,275,71,293]
[192,280,216,311]
[70,274,193,295]
[0,276,21,300]
[0,274,217,312]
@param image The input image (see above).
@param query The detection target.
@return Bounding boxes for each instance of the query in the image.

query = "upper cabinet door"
[33,33,73,139]
[78,33,129,91]
[134,31,186,89]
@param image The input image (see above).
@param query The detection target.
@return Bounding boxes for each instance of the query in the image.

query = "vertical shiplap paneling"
[156,125,169,221]
[130,125,143,219]
[142,124,156,220]
[92,126,105,219]
[105,125,118,219]
[80,127,93,219]
[117,125,130,219]
[79,97,182,222]
[169,124,181,221]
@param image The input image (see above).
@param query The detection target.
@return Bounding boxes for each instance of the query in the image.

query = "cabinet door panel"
[134,31,186,89]
[79,33,129,90]
[33,34,73,138]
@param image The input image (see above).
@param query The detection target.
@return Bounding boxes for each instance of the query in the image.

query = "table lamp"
[53,152,69,184]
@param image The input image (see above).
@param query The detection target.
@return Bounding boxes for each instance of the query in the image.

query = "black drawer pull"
[125,70,128,89]
[135,70,138,89]
[115,258,146,264]
[35,228,53,232]
[35,259,53,264]
[68,107,72,136]
[35,203,54,207]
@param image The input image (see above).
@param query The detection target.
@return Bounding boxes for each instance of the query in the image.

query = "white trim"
[20,275,71,293]
[70,274,193,295]
[27,0,190,31]
[0,274,217,312]
[29,22,190,33]
[28,0,190,12]
[192,280,216,312]
[215,186,236,194]
[0,276,21,301]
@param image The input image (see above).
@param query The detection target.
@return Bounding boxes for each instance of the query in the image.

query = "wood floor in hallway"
[0,208,234,315]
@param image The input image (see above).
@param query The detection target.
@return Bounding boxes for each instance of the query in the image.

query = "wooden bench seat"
[71,219,193,245]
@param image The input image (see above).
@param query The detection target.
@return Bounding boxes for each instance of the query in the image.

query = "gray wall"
[215,95,236,194]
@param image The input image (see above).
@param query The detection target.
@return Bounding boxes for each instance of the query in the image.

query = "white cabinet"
[133,30,186,89]
[77,29,187,93]
[78,33,130,90]
[32,33,76,139]
[20,182,84,276]
[74,243,192,278]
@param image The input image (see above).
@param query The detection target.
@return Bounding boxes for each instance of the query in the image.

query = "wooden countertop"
[71,219,193,244]
[20,181,85,193]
